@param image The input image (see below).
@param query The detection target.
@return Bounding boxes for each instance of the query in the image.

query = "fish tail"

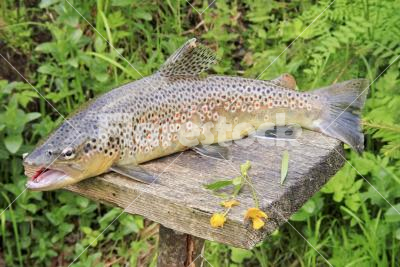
[313,79,369,153]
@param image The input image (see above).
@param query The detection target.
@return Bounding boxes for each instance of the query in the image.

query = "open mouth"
[29,167,66,182]
[31,167,48,182]
[25,166,70,190]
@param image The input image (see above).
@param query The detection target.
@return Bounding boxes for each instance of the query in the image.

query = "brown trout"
[24,39,368,191]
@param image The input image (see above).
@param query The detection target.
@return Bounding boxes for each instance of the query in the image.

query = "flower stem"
[245,174,260,208]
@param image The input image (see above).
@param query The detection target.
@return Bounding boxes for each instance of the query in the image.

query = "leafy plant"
[0,0,399,266]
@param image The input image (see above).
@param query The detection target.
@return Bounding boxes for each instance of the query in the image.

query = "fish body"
[24,39,368,191]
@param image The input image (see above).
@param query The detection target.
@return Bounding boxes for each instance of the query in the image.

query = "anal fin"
[110,164,157,184]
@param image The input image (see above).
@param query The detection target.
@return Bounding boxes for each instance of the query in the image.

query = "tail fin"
[314,79,369,153]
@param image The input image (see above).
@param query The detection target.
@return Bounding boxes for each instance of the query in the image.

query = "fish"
[23,38,368,191]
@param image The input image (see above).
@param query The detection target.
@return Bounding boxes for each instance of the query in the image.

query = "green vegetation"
[1,0,399,266]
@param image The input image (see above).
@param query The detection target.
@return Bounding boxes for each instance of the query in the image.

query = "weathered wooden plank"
[66,130,344,249]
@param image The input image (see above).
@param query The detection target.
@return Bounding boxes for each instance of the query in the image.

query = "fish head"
[23,123,115,191]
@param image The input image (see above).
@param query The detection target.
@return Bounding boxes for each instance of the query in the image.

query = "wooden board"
[66,130,344,249]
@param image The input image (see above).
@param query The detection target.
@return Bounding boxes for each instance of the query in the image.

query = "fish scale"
[23,38,369,191]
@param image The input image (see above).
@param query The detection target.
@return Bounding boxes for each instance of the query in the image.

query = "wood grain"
[66,130,344,249]
[157,225,204,267]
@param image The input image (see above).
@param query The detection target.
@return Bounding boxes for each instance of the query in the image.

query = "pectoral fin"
[192,143,232,160]
[110,165,157,184]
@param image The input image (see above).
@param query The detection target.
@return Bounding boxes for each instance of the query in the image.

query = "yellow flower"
[244,208,268,230]
[221,199,240,208]
[210,213,226,228]
[251,217,265,230]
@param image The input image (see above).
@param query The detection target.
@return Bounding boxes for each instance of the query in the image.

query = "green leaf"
[66,58,79,68]
[230,247,253,263]
[395,229,400,240]
[203,180,233,191]
[302,200,316,214]
[345,193,361,212]
[232,176,242,186]
[39,0,61,8]
[290,211,309,222]
[111,0,132,6]
[385,204,400,222]
[37,64,57,75]
[35,42,57,54]
[25,112,41,123]
[133,10,153,21]
[280,150,289,185]
[59,223,74,234]
[81,226,92,235]
[233,184,242,196]
[333,190,345,202]
[94,37,106,53]
[70,29,83,44]
[4,135,23,154]
[94,72,109,82]
[76,196,89,208]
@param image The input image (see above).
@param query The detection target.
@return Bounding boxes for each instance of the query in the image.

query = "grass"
[0,0,399,266]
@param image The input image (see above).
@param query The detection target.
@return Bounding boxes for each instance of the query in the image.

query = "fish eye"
[62,148,75,160]
[46,150,52,156]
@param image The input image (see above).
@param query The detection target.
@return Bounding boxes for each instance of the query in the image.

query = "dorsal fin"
[158,38,217,77]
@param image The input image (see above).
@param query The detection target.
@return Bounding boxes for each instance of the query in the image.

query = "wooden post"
[157,224,205,267]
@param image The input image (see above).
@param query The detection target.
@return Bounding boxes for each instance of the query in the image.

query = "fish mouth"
[25,166,72,191]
